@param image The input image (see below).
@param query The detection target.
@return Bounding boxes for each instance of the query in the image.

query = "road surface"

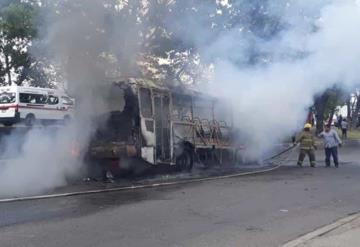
[1,141,360,247]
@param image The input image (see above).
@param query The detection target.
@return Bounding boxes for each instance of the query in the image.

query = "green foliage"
[0,0,285,86]
[0,2,38,85]
[324,88,346,117]
[1,4,37,39]
[314,87,347,133]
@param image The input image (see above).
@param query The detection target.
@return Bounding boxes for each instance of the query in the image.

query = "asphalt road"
[1,142,360,247]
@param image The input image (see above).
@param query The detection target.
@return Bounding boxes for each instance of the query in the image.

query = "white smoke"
[0,1,143,197]
[0,128,81,197]
[1,0,359,196]
[193,0,360,159]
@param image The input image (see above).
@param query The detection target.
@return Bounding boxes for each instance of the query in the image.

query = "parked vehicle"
[88,78,245,174]
[0,85,74,126]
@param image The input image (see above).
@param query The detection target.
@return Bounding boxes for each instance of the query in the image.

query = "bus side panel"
[139,88,156,165]
[141,146,155,164]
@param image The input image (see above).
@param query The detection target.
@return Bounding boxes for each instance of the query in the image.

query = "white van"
[0,85,74,126]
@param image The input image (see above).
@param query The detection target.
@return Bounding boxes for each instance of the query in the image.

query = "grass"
[287,128,360,145]
[335,128,360,140]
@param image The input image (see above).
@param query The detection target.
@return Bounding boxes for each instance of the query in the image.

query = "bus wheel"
[176,149,193,172]
[24,114,35,127]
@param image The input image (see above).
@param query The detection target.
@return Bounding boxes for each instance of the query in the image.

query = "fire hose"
[0,144,297,203]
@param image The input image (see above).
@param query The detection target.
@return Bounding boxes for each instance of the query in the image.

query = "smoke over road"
[0,0,360,196]
[171,0,360,159]
[0,1,143,197]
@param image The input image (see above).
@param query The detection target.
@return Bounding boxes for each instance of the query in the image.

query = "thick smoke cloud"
[1,0,359,196]
[173,0,360,159]
[0,0,143,197]
[0,129,81,197]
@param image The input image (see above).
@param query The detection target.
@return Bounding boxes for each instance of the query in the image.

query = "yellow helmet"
[304,123,312,129]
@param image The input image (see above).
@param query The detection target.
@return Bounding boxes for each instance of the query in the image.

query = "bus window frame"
[139,87,154,118]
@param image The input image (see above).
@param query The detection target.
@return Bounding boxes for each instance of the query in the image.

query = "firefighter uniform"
[296,124,316,167]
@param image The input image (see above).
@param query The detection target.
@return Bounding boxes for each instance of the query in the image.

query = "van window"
[61,96,74,106]
[20,93,47,104]
[47,95,59,105]
[0,92,16,104]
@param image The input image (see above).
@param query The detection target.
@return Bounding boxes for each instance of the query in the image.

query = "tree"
[314,87,346,133]
[0,3,38,85]
[0,0,313,88]
[349,90,360,128]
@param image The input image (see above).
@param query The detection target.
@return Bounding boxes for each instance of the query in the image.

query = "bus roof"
[109,77,210,98]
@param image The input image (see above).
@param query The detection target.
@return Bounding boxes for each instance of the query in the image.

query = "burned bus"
[88,78,244,174]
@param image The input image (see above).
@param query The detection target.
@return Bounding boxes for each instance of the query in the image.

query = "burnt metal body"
[89,78,244,171]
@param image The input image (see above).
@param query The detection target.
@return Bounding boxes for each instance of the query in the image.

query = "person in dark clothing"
[337,115,343,129]
[341,118,348,139]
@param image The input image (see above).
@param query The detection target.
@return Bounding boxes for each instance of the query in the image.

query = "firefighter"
[295,123,317,167]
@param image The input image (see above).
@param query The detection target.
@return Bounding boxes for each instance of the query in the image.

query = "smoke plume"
[1,0,360,196]
[0,0,142,197]
[172,0,360,159]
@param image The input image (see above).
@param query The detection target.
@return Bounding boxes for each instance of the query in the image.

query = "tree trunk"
[328,107,336,127]
[351,95,357,121]
[314,93,330,134]
[352,95,360,129]
[4,55,11,85]
[346,97,351,118]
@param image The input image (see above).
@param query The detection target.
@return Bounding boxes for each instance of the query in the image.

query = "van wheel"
[63,115,71,125]
[24,114,35,127]
[3,122,13,127]
[176,149,193,172]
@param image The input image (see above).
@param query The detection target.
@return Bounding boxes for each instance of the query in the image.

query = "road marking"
[281,213,360,247]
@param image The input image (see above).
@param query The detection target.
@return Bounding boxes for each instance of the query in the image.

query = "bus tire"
[24,114,35,127]
[176,149,193,172]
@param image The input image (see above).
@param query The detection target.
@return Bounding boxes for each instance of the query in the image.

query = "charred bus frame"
[89,78,244,171]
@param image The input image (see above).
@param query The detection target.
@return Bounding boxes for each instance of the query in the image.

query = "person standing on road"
[318,125,342,168]
[341,118,348,139]
[295,123,317,167]
[337,115,343,129]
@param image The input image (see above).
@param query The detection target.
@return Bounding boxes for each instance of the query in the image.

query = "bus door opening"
[154,92,171,162]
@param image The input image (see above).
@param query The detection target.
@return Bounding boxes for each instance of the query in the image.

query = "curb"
[281,213,360,247]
